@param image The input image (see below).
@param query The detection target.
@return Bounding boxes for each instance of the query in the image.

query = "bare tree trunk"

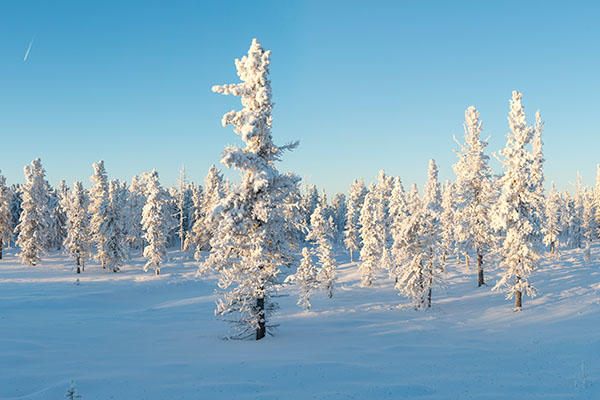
[76,255,81,266]
[76,266,81,274]
[515,290,522,309]
[350,249,353,263]
[477,253,484,287]
[457,253,462,265]
[256,296,266,340]
[550,242,555,254]
[442,250,446,263]
[465,253,470,269]
[0,238,3,260]
[155,267,160,276]
[102,259,106,269]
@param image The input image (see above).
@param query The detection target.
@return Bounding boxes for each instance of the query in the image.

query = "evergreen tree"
[64,181,91,272]
[543,182,562,255]
[439,180,456,263]
[307,205,337,298]
[358,185,381,286]
[9,184,22,245]
[344,178,367,262]
[452,106,495,286]
[0,171,13,259]
[394,160,443,309]
[331,192,347,242]
[141,170,173,275]
[203,39,301,340]
[89,161,111,269]
[192,165,226,258]
[285,247,318,310]
[104,179,129,272]
[126,175,146,251]
[491,91,540,310]
[15,158,51,265]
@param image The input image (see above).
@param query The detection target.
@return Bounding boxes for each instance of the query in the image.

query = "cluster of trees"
[4,39,600,341]
[2,158,232,275]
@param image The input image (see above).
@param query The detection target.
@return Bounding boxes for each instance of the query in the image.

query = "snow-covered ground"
[1,244,599,399]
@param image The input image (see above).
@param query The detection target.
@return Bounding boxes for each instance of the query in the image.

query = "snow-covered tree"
[452,106,495,287]
[285,247,319,310]
[439,180,456,263]
[48,181,69,251]
[331,192,347,242]
[141,170,173,275]
[64,181,91,272]
[9,185,22,245]
[192,165,226,258]
[0,171,13,259]
[491,91,540,309]
[543,182,562,254]
[184,183,203,253]
[344,178,367,262]
[203,39,301,340]
[104,180,129,272]
[394,160,443,309]
[126,175,146,251]
[89,161,111,269]
[300,184,319,231]
[581,187,596,263]
[176,165,187,251]
[307,204,337,298]
[15,158,52,266]
[358,185,382,286]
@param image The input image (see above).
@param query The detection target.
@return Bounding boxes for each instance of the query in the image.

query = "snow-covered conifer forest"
[2,39,599,399]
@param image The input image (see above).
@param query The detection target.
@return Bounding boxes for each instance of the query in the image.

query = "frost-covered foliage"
[192,165,226,258]
[331,193,347,242]
[344,178,367,262]
[375,170,394,248]
[126,175,147,250]
[16,158,51,266]
[452,106,495,286]
[307,204,337,298]
[103,180,129,272]
[89,161,111,269]
[394,160,443,309]
[184,183,203,253]
[64,181,91,272]
[285,247,318,310]
[492,91,541,309]
[439,180,456,261]
[9,185,22,243]
[203,39,301,340]
[48,181,69,251]
[358,184,382,286]
[0,171,13,258]
[300,184,319,231]
[543,182,562,254]
[141,170,173,275]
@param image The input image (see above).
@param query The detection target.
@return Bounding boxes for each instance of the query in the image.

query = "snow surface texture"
[1,244,599,399]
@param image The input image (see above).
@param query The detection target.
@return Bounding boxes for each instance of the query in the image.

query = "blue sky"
[0,1,599,195]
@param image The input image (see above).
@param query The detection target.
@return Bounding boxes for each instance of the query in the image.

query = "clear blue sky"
[0,1,599,195]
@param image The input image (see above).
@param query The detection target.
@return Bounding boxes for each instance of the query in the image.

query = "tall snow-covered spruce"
[15,158,51,265]
[452,106,495,287]
[492,91,541,310]
[141,170,173,275]
[203,39,300,340]
[0,171,13,259]
[64,182,91,272]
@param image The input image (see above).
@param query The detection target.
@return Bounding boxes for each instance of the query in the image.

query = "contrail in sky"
[23,38,34,61]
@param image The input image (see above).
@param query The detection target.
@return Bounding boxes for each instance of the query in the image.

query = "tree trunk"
[256,296,266,340]
[102,259,106,269]
[350,249,353,263]
[477,253,484,287]
[0,238,3,259]
[550,242,555,254]
[427,287,432,308]
[515,290,522,309]
[465,253,470,269]
[457,253,461,265]
[442,250,446,263]
[155,267,160,276]
[76,255,81,266]
[76,266,81,274]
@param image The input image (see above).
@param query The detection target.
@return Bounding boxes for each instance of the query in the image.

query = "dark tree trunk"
[0,238,3,259]
[427,287,432,308]
[102,260,106,269]
[76,266,81,274]
[76,255,81,266]
[155,268,160,276]
[515,290,522,309]
[256,296,266,340]
[477,253,484,287]
[550,242,555,254]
